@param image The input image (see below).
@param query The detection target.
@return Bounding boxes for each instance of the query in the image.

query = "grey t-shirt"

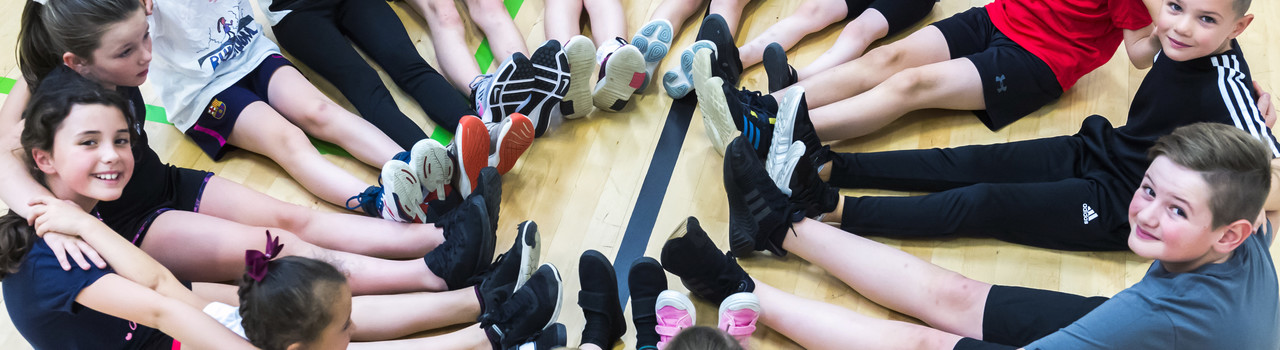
[1026,227,1279,349]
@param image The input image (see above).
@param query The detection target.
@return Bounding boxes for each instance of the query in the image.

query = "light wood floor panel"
[1,0,1278,349]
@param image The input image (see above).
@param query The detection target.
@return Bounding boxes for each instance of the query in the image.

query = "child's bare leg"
[142,211,450,295]
[197,177,444,259]
[265,66,403,166]
[225,102,372,207]
[348,326,491,350]
[784,25,949,108]
[780,219,989,337]
[707,0,750,35]
[584,0,627,43]
[754,280,965,349]
[405,0,484,93]
[798,9,890,79]
[350,289,481,341]
[545,0,584,42]
[738,0,845,68]
[466,0,529,59]
[808,57,982,140]
[650,0,706,33]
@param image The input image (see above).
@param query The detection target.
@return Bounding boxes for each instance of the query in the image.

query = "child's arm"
[76,274,256,350]
[1122,24,1161,70]
[0,79,54,219]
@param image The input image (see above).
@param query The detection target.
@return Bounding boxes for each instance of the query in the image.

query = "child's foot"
[628,257,667,350]
[473,53,535,121]
[662,40,716,99]
[487,113,535,174]
[655,290,696,349]
[660,217,756,304]
[349,160,427,223]
[509,323,568,350]
[762,43,797,93]
[692,48,739,156]
[481,264,564,349]
[696,14,742,86]
[407,138,453,199]
[478,220,540,314]
[724,138,796,256]
[593,38,646,112]
[632,19,674,92]
[448,116,491,198]
[523,40,571,137]
[562,36,597,119]
[719,292,761,349]
[426,194,495,290]
[577,250,627,349]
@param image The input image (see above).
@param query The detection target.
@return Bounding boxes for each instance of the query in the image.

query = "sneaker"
[477,220,540,315]
[409,138,453,199]
[766,88,809,195]
[521,40,571,137]
[470,167,503,229]
[628,257,667,350]
[473,53,535,121]
[654,290,696,350]
[728,86,780,159]
[562,36,597,119]
[488,113,535,174]
[725,137,797,256]
[632,19,674,91]
[593,40,646,112]
[660,216,755,304]
[762,42,797,93]
[481,264,564,349]
[508,323,567,350]
[696,14,742,86]
[377,160,427,222]
[693,48,739,156]
[427,195,495,290]
[718,292,761,349]
[662,40,716,99]
[448,115,491,198]
[577,250,626,348]
[781,149,840,219]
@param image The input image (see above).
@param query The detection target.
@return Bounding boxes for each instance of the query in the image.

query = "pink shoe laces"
[719,308,759,349]
[654,305,693,350]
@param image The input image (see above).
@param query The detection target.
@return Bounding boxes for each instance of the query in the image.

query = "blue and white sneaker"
[345,160,426,223]
[632,19,673,92]
[662,40,716,99]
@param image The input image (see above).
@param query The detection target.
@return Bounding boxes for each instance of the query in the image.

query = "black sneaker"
[507,323,567,350]
[577,250,626,348]
[726,85,779,160]
[473,53,535,122]
[724,137,798,256]
[660,217,755,304]
[786,149,840,219]
[482,264,564,349]
[521,40,571,137]
[696,14,742,87]
[628,257,667,350]
[471,167,503,229]
[477,220,541,316]
[427,195,496,290]
[763,42,797,93]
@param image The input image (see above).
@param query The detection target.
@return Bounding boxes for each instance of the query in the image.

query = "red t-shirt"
[985,0,1152,91]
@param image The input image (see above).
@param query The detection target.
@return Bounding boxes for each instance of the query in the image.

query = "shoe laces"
[738,89,774,117]
[345,179,385,215]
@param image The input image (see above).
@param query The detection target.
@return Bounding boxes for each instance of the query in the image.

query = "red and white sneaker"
[488,113,535,174]
[449,115,491,198]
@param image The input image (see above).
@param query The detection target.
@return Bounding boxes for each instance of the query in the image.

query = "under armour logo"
[1082,203,1098,224]
[995,75,1008,93]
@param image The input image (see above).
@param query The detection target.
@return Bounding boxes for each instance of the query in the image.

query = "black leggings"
[830,119,1137,251]
[271,0,472,149]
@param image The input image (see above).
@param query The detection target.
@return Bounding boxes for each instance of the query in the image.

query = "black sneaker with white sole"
[427,194,496,290]
[477,220,541,315]
[696,14,742,87]
[481,264,564,349]
[521,40,571,137]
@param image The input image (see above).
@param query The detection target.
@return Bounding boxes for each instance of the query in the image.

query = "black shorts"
[952,285,1109,350]
[845,0,935,36]
[186,54,295,160]
[931,7,1063,130]
[92,164,213,246]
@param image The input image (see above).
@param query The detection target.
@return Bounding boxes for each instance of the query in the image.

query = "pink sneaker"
[718,292,760,349]
[654,290,695,350]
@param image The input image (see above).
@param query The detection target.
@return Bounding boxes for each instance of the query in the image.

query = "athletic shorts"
[92,164,213,246]
[186,54,294,160]
[931,7,1063,131]
[952,285,1109,350]
[845,0,935,36]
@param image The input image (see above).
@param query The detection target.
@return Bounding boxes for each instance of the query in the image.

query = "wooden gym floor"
[0,0,1277,348]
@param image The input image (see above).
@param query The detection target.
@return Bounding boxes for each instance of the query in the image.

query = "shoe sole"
[455,116,491,198]
[655,290,697,324]
[515,221,541,290]
[411,139,452,196]
[523,41,571,136]
[632,19,673,91]
[767,88,806,194]
[539,264,565,334]
[381,161,427,223]
[563,36,596,119]
[694,49,739,156]
[662,41,715,99]
[485,54,535,121]
[593,45,646,112]
[492,113,535,174]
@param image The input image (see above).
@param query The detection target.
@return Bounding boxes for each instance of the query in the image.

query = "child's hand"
[27,196,94,238]
[1255,81,1275,128]
[42,232,107,271]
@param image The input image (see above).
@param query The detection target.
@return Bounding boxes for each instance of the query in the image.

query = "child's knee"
[466,0,509,22]
[924,271,989,326]
[425,0,464,28]
[884,66,940,95]
[863,43,908,68]
[796,0,846,25]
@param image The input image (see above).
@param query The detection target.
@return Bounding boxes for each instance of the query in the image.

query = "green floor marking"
[472,0,526,74]
[0,77,15,95]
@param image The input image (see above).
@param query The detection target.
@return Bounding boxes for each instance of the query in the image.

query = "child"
[694,0,1160,153]
[5,0,498,297]
[665,123,1279,348]
[724,0,1275,253]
